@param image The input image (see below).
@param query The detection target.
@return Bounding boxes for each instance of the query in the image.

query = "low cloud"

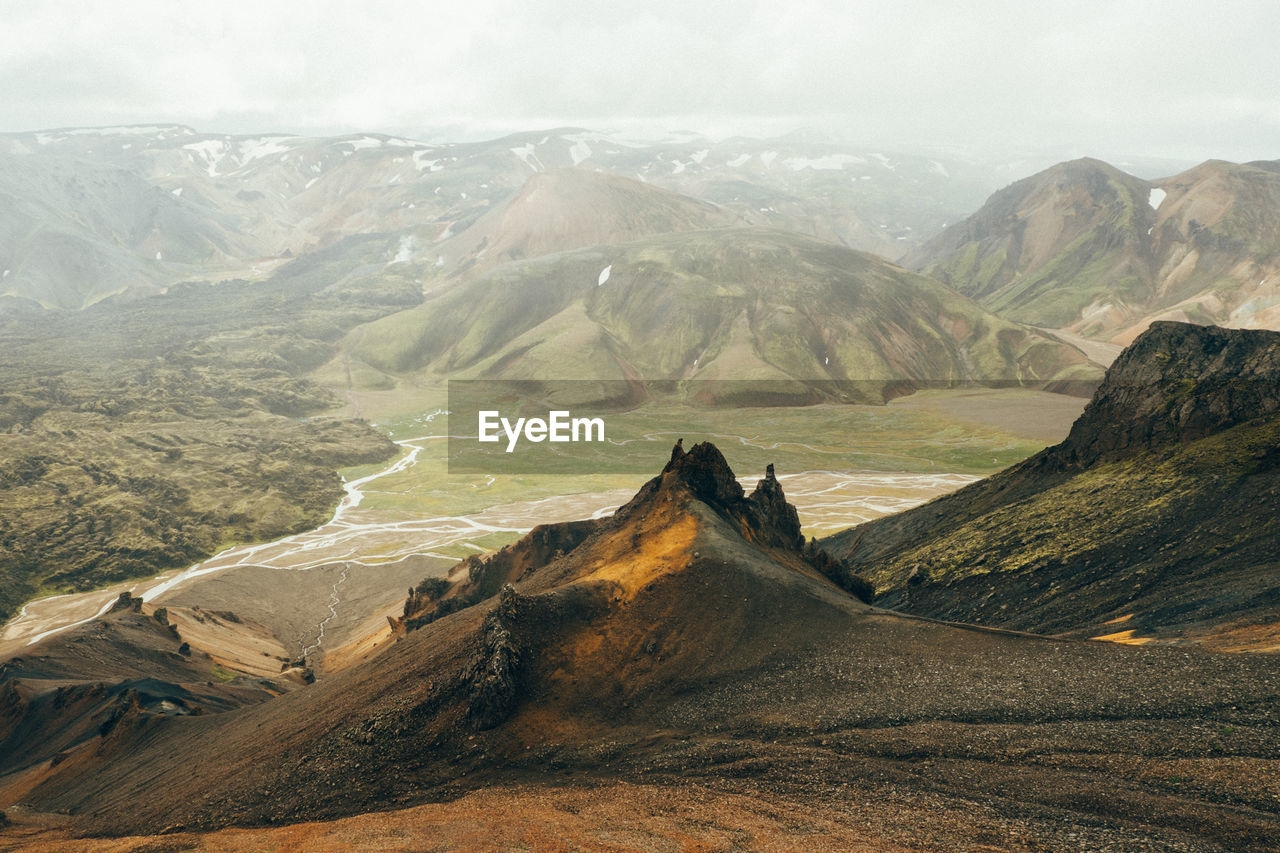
[0,0,1275,161]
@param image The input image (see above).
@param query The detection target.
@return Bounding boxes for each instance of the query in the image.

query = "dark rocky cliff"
[823,322,1280,646]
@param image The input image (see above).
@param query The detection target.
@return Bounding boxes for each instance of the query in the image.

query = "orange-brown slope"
[0,593,283,802]
[10,445,1280,850]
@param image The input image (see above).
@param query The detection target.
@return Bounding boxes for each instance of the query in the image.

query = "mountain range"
[8,124,1279,358]
[349,225,1098,397]
[0,125,1017,309]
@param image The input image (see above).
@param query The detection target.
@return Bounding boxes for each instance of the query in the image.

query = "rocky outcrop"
[824,322,1280,643]
[462,579,617,730]
[1046,321,1280,467]
[406,441,871,645]
[465,585,524,729]
[108,592,143,614]
[616,442,804,549]
[97,688,144,738]
[398,519,601,630]
[438,441,870,729]
[628,442,867,596]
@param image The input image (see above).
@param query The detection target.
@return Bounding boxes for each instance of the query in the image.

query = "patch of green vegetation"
[927,168,1167,331]
[210,663,238,683]
[933,238,1013,301]
[974,244,1010,291]
[1180,302,1218,326]
[1211,168,1280,255]
[1212,276,1245,295]
[343,394,1058,533]
[1105,175,1141,232]
[947,241,982,282]
[0,235,419,621]
[856,411,1280,594]
[1003,239,1145,329]
[344,229,1096,390]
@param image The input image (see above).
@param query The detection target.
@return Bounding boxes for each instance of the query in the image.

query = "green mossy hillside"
[823,322,1280,644]
[348,228,1098,400]
[911,158,1280,339]
[0,235,419,620]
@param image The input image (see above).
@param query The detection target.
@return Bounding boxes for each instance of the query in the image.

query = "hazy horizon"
[1,1,1276,166]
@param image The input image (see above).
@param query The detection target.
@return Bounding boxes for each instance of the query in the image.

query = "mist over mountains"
[0,124,1146,309]
[6,123,1275,361]
[1,0,1278,847]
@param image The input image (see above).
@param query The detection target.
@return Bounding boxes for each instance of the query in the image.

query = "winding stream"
[0,425,978,650]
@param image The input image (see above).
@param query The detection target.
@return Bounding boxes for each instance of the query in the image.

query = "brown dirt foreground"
[0,778,1081,853]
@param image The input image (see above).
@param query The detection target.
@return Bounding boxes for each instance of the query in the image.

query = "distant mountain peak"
[913,156,1280,339]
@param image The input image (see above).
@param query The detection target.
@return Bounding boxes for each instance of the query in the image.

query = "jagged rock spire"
[667,437,685,469]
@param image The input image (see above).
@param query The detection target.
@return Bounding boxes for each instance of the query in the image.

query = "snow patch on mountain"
[569,140,592,166]
[1149,188,1167,210]
[784,154,867,171]
[37,125,194,142]
[237,136,296,167]
[511,144,544,171]
[183,139,230,177]
[414,150,443,172]
[562,130,646,151]
[1081,301,1114,321]
[392,236,417,264]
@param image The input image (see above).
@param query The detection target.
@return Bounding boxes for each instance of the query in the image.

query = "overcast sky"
[1,0,1276,162]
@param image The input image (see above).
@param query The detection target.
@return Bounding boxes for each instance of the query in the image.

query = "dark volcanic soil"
[4,442,1279,851]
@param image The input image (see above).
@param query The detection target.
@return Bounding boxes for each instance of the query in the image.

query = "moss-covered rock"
[823,322,1280,646]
